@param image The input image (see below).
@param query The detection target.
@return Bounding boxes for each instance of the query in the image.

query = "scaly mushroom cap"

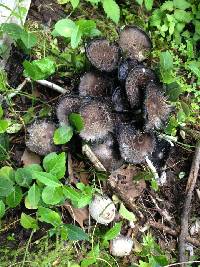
[144,83,172,130]
[86,39,119,72]
[112,86,130,112]
[125,66,156,108]
[79,99,114,142]
[56,95,82,126]
[118,58,138,83]
[26,120,57,156]
[110,235,134,257]
[117,124,155,164]
[119,26,152,61]
[78,72,111,97]
[91,134,123,171]
[89,194,116,224]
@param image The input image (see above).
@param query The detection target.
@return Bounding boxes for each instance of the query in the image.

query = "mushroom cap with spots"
[86,39,119,72]
[117,124,155,164]
[89,194,116,224]
[119,26,152,61]
[26,120,57,156]
[79,99,114,142]
[110,235,134,257]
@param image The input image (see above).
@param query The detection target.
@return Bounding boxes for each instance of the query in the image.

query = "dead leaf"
[64,202,89,228]
[21,149,41,166]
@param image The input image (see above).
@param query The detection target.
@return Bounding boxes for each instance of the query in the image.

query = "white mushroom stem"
[7,79,28,100]
[82,144,106,172]
[36,80,69,94]
[145,156,159,181]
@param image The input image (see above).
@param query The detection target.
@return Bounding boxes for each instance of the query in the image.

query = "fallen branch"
[178,140,200,265]
[149,220,200,247]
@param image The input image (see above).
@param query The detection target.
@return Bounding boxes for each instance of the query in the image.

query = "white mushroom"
[89,194,116,225]
[110,235,134,257]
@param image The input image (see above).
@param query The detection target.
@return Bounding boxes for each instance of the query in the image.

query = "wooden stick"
[178,140,200,265]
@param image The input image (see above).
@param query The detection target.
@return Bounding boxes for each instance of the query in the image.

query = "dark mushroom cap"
[86,39,119,72]
[144,83,172,130]
[112,86,130,113]
[56,95,82,126]
[118,58,138,83]
[91,134,123,171]
[119,26,152,61]
[117,124,155,164]
[26,120,57,156]
[79,99,114,142]
[78,72,111,97]
[125,66,156,108]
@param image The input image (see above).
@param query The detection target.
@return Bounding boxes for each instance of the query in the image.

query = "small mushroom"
[91,134,123,171]
[118,58,138,83]
[56,95,82,126]
[26,120,57,156]
[117,124,155,164]
[143,82,172,130]
[79,99,114,142]
[86,39,119,72]
[112,86,130,113]
[78,72,111,97]
[89,194,116,224]
[119,26,152,61]
[110,235,134,257]
[125,66,156,108]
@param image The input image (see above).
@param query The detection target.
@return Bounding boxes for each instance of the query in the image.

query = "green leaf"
[20,30,37,49]
[23,58,55,81]
[6,186,22,208]
[54,18,76,38]
[42,186,63,205]
[81,244,99,267]
[76,19,100,37]
[174,10,193,23]
[70,0,80,9]
[187,61,200,80]
[144,0,153,11]
[0,120,8,133]
[27,183,41,209]
[33,171,62,187]
[20,213,38,230]
[53,125,73,145]
[0,200,5,218]
[161,1,173,11]
[160,51,173,71]
[102,0,120,24]
[151,179,159,191]
[71,25,82,48]
[0,166,15,182]
[63,186,92,208]
[43,152,66,179]
[69,113,84,132]
[64,224,89,240]
[135,0,143,5]
[0,106,3,119]
[173,0,190,10]
[15,168,32,188]
[103,222,122,241]
[1,23,23,40]
[0,134,9,161]
[0,177,14,197]
[37,207,62,227]
[119,203,137,222]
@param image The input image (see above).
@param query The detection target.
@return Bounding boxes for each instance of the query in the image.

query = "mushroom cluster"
[26,25,172,173]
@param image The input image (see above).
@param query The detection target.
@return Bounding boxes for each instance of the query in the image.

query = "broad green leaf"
[161,1,173,11]
[0,200,5,218]
[27,183,41,209]
[70,0,80,9]
[20,31,37,49]
[103,222,122,241]
[71,25,82,48]
[187,61,200,80]
[102,0,120,24]
[0,177,14,197]
[0,120,8,133]
[53,125,73,145]
[76,19,100,37]
[54,18,76,38]
[160,51,173,71]
[144,0,153,11]
[119,203,137,222]
[173,0,190,10]
[64,224,89,240]
[135,0,143,5]
[37,207,62,227]
[63,186,92,208]
[6,186,22,208]
[20,213,38,230]
[1,23,23,40]
[0,166,15,182]
[25,164,43,173]
[33,171,62,187]
[43,152,66,179]
[174,10,193,23]
[42,186,63,205]
[69,113,84,132]
[15,168,32,188]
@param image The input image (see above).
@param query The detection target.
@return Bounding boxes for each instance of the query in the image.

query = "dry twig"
[178,140,200,265]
